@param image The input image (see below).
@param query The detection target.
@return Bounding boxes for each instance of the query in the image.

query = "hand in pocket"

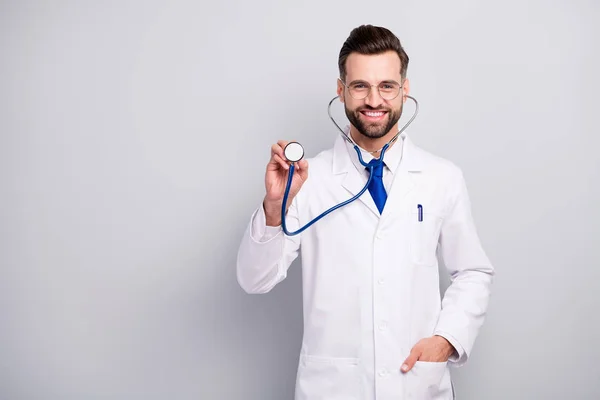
[400,335,456,373]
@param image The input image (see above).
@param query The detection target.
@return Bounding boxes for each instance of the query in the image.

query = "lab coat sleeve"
[236,198,302,294]
[250,204,283,242]
[433,170,495,367]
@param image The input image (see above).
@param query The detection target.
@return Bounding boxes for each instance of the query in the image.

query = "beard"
[344,102,403,139]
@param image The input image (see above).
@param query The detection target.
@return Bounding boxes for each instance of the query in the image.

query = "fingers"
[271,153,289,171]
[271,142,286,158]
[269,141,290,170]
[272,140,290,162]
[276,140,290,152]
[401,345,422,373]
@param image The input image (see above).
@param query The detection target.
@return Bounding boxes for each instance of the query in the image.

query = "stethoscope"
[281,94,419,236]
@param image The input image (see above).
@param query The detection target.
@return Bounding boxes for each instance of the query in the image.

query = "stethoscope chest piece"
[284,141,304,162]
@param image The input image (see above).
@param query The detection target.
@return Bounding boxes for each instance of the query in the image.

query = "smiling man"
[237,24,495,399]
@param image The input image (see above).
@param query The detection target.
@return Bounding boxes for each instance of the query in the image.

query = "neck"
[349,124,399,158]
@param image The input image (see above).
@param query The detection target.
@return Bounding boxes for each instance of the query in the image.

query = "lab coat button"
[378,368,388,377]
[377,278,385,285]
[378,322,387,331]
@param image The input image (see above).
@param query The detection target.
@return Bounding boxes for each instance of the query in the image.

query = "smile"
[360,110,388,121]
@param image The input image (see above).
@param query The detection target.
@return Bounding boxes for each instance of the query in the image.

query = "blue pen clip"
[417,204,423,222]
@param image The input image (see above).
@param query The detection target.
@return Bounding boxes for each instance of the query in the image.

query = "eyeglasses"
[339,79,403,101]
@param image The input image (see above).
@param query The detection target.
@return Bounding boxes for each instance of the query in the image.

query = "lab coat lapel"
[380,134,423,219]
[332,136,381,217]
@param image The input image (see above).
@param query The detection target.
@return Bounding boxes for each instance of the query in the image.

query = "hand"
[400,336,455,373]
[263,140,309,226]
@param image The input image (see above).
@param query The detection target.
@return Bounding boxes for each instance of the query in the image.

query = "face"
[337,51,410,140]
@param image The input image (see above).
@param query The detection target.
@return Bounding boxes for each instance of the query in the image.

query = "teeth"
[364,112,384,117]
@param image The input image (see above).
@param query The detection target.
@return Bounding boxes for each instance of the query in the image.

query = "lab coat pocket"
[410,209,443,266]
[296,355,360,400]
[407,361,449,400]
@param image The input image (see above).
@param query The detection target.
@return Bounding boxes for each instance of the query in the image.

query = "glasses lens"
[348,82,369,99]
[379,82,400,100]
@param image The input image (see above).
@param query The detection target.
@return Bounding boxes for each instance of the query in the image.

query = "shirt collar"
[342,125,404,176]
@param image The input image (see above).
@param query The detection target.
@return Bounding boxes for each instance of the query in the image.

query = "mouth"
[359,110,388,122]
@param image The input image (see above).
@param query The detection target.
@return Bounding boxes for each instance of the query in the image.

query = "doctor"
[237,24,494,400]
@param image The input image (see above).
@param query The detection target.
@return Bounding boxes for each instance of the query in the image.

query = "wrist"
[434,335,456,358]
[263,199,282,226]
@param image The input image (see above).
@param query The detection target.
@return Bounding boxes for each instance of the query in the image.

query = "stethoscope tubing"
[281,95,419,236]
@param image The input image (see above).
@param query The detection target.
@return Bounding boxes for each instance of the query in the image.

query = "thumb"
[297,160,309,180]
[401,347,421,373]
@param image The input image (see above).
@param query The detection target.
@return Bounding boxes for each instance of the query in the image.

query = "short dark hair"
[338,24,409,81]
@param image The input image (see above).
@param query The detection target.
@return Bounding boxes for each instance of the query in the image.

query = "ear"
[402,78,410,102]
[337,78,345,103]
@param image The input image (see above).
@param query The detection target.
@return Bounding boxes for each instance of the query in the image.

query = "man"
[237,24,494,400]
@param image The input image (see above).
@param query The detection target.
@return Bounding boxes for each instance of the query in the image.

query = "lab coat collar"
[332,128,424,175]
[332,127,423,218]
[342,126,404,178]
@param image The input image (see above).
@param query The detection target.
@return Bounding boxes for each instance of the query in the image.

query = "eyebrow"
[348,79,401,85]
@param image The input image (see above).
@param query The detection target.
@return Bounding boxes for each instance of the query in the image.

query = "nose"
[364,85,384,108]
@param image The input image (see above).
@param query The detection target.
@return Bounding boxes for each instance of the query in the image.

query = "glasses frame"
[339,78,404,101]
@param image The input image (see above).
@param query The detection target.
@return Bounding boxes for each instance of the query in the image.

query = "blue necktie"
[366,159,387,214]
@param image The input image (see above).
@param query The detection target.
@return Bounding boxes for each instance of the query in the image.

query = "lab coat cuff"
[434,330,467,366]
[250,205,282,243]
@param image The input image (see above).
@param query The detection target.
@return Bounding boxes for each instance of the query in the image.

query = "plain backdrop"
[1,1,599,399]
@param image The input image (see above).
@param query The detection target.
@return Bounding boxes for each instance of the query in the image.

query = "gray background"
[1,0,599,399]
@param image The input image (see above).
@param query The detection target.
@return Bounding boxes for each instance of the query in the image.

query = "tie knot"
[366,158,385,177]
[367,158,384,167]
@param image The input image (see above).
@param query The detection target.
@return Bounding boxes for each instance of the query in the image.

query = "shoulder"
[293,143,337,201]
[409,138,464,181]
[308,141,335,164]
[303,145,335,174]
[407,137,469,208]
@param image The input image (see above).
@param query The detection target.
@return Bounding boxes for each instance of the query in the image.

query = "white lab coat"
[237,132,494,400]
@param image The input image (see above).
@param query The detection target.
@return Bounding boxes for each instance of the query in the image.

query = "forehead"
[345,51,402,82]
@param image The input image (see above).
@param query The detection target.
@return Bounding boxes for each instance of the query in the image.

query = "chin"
[364,125,388,138]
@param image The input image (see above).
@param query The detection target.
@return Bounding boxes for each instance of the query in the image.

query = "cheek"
[344,97,362,111]
[390,99,403,111]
